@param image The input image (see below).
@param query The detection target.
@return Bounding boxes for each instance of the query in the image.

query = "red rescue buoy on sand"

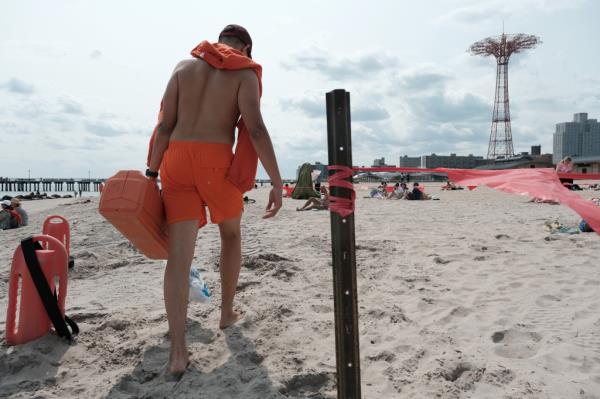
[43,215,70,256]
[5,235,69,346]
[99,170,168,259]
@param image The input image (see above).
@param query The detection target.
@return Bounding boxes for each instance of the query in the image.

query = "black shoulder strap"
[21,237,79,343]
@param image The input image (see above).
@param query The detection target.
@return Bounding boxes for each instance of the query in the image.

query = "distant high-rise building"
[530,145,541,156]
[553,113,600,164]
[372,157,395,167]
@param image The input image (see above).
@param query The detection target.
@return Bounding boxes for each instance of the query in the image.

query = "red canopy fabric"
[442,168,600,234]
[347,166,600,235]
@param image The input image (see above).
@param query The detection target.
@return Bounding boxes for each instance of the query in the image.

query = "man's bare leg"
[218,216,243,329]
[164,220,198,373]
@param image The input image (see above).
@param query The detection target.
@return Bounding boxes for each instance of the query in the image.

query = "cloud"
[85,120,126,137]
[281,96,390,122]
[353,105,390,122]
[280,97,324,118]
[90,50,102,59]
[409,92,490,123]
[436,0,585,25]
[60,98,84,115]
[395,68,452,91]
[1,78,35,94]
[282,49,400,81]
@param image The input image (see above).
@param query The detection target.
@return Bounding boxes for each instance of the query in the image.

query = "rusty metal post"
[326,89,361,399]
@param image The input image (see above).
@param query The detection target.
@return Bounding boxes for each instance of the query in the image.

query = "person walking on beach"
[146,25,283,374]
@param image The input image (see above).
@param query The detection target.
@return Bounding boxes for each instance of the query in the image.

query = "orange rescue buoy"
[99,170,168,259]
[43,215,70,256]
[5,235,69,346]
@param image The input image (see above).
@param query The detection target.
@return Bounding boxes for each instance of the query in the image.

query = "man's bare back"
[168,59,255,144]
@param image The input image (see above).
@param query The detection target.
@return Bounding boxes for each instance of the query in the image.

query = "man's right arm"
[237,71,283,188]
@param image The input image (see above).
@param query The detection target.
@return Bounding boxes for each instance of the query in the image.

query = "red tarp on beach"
[349,167,600,235]
[444,168,600,234]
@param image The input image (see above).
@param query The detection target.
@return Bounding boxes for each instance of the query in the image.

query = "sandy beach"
[1,186,599,399]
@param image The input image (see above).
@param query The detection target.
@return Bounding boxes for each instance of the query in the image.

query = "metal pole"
[326,89,361,399]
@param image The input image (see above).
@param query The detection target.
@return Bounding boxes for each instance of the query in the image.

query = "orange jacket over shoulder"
[147,41,262,193]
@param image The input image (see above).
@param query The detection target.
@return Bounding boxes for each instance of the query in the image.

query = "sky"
[1,0,599,179]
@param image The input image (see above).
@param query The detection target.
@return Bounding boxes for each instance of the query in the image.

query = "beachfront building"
[554,113,600,172]
[399,155,421,168]
[421,153,485,169]
[475,146,553,170]
[399,154,485,169]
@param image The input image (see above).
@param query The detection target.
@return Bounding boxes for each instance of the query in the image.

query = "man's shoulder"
[237,68,258,81]
[175,59,201,71]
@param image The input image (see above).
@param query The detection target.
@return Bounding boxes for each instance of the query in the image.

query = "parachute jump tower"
[469,32,541,159]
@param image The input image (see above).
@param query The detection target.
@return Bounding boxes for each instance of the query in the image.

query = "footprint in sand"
[280,371,335,396]
[535,294,562,307]
[491,328,542,359]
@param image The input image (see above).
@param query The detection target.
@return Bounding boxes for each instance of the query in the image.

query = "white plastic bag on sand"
[189,265,211,303]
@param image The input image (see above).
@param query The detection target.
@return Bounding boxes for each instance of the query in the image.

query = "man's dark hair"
[218,24,253,58]
[218,35,245,49]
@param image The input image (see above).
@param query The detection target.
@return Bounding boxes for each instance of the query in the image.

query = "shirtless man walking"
[147,25,283,374]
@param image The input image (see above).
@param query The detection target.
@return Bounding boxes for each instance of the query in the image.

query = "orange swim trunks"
[160,141,244,227]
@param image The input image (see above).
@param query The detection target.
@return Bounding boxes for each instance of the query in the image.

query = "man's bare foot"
[219,310,244,329]
[168,348,189,374]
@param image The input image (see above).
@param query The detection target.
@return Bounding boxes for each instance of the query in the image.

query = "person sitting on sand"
[282,183,294,198]
[386,182,399,199]
[387,182,408,199]
[405,182,424,200]
[10,198,28,227]
[0,201,12,230]
[369,181,388,198]
[0,200,21,229]
[297,186,329,211]
[556,156,574,188]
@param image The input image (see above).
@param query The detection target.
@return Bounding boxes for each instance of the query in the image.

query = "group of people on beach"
[370,181,434,200]
[0,198,28,230]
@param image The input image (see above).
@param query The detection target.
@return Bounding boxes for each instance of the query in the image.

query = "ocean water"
[0,191,100,198]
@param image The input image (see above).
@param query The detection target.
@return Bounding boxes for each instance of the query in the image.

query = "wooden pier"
[0,178,106,193]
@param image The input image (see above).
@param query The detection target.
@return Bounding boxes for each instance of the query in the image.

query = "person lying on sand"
[441,180,463,190]
[146,25,283,374]
[297,186,329,211]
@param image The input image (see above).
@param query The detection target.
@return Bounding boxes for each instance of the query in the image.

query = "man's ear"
[242,44,251,56]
